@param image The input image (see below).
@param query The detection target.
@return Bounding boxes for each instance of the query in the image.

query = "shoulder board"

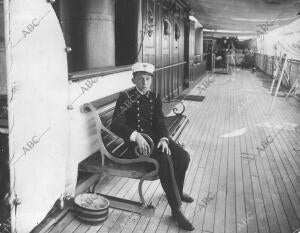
[124,91,130,99]
[122,87,135,99]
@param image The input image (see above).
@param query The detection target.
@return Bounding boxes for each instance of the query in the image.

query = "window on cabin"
[146,9,154,38]
[174,23,180,41]
[163,18,171,36]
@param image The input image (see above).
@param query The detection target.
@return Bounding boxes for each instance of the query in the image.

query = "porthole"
[174,23,180,41]
[147,8,154,38]
[163,18,171,36]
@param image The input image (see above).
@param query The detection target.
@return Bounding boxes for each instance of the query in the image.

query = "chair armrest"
[162,100,186,115]
[104,151,159,175]
[104,133,156,166]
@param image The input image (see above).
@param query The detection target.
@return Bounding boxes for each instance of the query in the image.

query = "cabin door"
[172,18,185,97]
[183,18,190,89]
[161,16,171,99]
[5,1,69,232]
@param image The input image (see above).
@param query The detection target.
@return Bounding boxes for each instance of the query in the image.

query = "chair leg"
[285,80,298,100]
[176,141,185,148]
[138,178,146,206]
[89,173,103,193]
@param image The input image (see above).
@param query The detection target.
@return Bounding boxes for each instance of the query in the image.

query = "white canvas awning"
[257,19,300,60]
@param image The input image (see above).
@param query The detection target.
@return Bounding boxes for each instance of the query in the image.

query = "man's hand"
[157,139,171,156]
[136,133,150,156]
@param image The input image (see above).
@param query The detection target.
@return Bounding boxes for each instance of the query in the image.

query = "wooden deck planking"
[154,76,218,233]
[239,73,298,232]
[240,76,290,233]
[245,89,282,233]
[239,78,273,233]
[130,181,162,233]
[233,81,248,233]
[240,78,261,233]
[225,80,237,233]
[66,177,128,233]
[249,76,300,229]
[47,175,117,233]
[177,82,223,233]
[93,178,141,233]
[46,70,300,233]
[106,179,157,233]
[274,98,300,180]
[251,88,300,230]
[201,80,230,233]
[142,186,169,233]
[119,180,159,233]
[83,178,130,233]
[174,99,213,233]
[99,180,139,233]
[193,78,229,233]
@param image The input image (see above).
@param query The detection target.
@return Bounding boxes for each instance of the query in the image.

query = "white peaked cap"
[132,62,155,74]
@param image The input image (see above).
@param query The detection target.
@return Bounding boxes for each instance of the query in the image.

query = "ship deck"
[47,69,300,233]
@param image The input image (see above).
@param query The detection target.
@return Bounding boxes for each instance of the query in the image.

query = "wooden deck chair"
[270,54,290,94]
[285,78,300,100]
[270,54,283,93]
[270,55,289,112]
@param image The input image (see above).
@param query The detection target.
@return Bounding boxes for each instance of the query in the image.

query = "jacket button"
[137,113,140,116]
[141,128,143,132]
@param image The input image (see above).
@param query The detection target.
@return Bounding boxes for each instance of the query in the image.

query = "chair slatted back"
[82,102,129,159]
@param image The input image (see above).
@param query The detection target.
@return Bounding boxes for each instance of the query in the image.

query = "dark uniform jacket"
[111,88,169,143]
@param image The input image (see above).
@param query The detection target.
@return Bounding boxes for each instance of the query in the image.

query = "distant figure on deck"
[111,62,195,231]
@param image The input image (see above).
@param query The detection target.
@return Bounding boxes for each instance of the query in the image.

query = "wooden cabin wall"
[141,0,189,100]
[203,33,214,70]
[195,27,203,56]
[0,0,6,95]
[193,27,206,79]
[55,0,115,72]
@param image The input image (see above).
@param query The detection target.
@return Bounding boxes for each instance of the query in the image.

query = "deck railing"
[194,53,207,63]
[153,61,186,100]
[255,53,300,87]
[69,57,208,101]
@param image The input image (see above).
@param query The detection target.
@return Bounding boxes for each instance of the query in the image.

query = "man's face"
[132,72,152,93]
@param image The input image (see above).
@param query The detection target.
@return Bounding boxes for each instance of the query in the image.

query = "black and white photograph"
[0,0,300,232]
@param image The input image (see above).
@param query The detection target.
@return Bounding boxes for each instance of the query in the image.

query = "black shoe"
[172,207,195,231]
[181,193,194,203]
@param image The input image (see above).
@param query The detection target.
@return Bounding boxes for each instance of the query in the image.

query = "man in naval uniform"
[111,62,194,231]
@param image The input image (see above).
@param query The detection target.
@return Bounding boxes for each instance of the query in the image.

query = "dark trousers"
[150,139,190,209]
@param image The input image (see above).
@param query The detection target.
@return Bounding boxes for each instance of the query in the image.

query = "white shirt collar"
[135,87,149,95]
